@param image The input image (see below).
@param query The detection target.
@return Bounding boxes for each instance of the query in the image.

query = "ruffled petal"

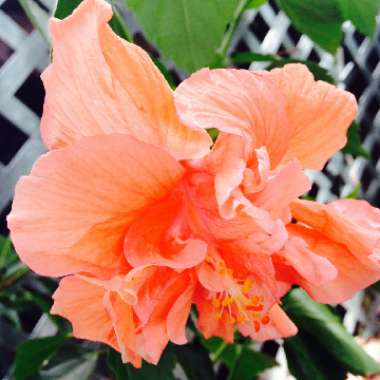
[41,0,211,159]
[124,191,207,269]
[8,135,184,277]
[291,199,380,270]
[288,224,380,303]
[250,160,310,220]
[51,275,117,349]
[205,133,248,218]
[175,68,290,166]
[265,64,357,169]
[278,228,337,287]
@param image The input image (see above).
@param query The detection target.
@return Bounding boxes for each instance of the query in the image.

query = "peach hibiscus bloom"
[7,0,380,367]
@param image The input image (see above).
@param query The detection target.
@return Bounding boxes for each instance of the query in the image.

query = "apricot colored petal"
[124,194,207,269]
[206,133,247,218]
[140,271,192,363]
[266,64,357,169]
[291,199,380,270]
[104,291,141,367]
[195,292,234,343]
[250,160,311,220]
[196,262,226,292]
[8,135,184,277]
[279,231,337,287]
[175,68,290,166]
[166,282,195,344]
[239,305,297,341]
[290,224,380,303]
[51,275,117,349]
[42,0,211,159]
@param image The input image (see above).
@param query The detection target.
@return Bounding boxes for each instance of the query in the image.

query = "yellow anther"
[221,296,234,307]
[242,278,253,294]
[229,317,236,324]
[216,311,223,319]
[205,255,213,264]
[212,298,221,308]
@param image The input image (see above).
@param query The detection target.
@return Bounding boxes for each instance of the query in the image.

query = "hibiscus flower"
[7,0,380,367]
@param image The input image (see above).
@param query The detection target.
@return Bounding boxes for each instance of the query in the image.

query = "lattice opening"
[15,70,45,117]
[0,202,11,235]
[366,48,380,71]
[249,13,269,42]
[0,114,28,165]
[0,39,13,68]
[1,0,33,33]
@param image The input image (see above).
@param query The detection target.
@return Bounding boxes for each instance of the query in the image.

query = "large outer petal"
[175,68,290,167]
[288,224,380,303]
[51,275,118,349]
[41,0,211,159]
[8,134,184,277]
[265,64,357,169]
[291,199,380,269]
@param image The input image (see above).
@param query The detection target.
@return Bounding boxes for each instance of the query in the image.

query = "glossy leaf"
[176,341,216,380]
[13,335,68,380]
[337,0,380,37]
[127,0,240,72]
[39,352,98,380]
[342,122,370,159]
[284,334,346,380]
[54,0,82,19]
[282,289,380,376]
[275,0,343,53]
[108,346,176,380]
[107,348,128,380]
[246,0,267,9]
[228,347,277,380]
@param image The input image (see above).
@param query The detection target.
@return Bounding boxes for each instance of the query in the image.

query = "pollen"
[243,278,253,294]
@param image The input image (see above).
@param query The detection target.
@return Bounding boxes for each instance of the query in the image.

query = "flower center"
[206,257,271,332]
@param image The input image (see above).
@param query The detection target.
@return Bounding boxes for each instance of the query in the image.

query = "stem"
[218,0,251,63]
[0,266,29,291]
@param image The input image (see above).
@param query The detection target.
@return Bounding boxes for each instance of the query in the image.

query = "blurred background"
[0,0,380,379]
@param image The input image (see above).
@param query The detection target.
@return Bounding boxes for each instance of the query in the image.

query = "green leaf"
[282,289,380,376]
[127,0,240,72]
[54,0,82,19]
[39,352,97,380]
[176,341,216,380]
[19,0,50,44]
[14,335,68,380]
[284,334,346,380]
[107,348,128,380]
[228,347,277,380]
[232,52,335,83]
[0,235,17,270]
[201,336,276,379]
[246,0,267,9]
[342,122,370,159]
[337,0,380,37]
[275,0,343,53]
[109,346,176,380]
